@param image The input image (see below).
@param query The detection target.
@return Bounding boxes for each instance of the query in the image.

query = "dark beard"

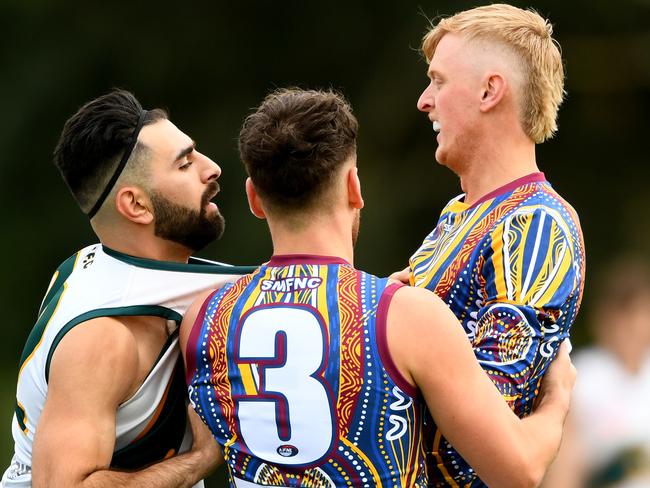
[149,182,225,252]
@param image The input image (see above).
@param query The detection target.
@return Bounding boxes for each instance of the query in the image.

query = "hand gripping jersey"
[2,244,255,488]
[409,173,585,487]
[186,255,428,488]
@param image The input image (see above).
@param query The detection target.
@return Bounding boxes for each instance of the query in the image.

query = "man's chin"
[434,148,446,166]
[210,212,226,240]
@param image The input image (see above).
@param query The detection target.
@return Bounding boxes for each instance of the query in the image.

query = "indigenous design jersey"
[187,255,427,488]
[2,245,254,488]
[409,173,585,487]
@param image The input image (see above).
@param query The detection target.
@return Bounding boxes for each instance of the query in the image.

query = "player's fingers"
[388,267,410,284]
[188,405,210,441]
[547,340,577,388]
[187,407,224,475]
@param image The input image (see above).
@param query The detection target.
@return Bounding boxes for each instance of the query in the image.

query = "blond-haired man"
[401,4,585,486]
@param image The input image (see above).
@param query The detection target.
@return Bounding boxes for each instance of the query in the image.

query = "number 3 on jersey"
[234,306,336,465]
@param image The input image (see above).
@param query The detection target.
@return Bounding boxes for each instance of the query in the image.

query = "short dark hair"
[53,89,167,214]
[238,88,358,212]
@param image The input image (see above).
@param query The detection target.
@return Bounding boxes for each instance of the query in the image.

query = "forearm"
[80,449,215,488]
[516,389,571,485]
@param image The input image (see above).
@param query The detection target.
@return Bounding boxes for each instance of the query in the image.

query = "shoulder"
[445,193,466,208]
[388,285,459,334]
[53,316,138,369]
[45,246,97,289]
[179,288,220,355]
[518,182,582,232]
[48,316,140,403]
[385,285,473,390]
[490,198,578,244]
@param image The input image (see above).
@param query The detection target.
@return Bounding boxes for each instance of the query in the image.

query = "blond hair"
[422,4,564,143]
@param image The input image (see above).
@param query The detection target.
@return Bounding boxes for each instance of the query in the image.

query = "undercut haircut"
[422,4,565,143]
[238,88,358,214]
[53,89,167,214]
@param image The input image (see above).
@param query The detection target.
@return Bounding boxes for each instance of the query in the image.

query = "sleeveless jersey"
[186,254,428,488]
[2,244,255,488]
[409,173,585,487]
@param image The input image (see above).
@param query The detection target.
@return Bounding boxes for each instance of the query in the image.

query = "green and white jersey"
[2,244,256,488]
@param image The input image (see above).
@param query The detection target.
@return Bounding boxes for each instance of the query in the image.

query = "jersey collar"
[268,254,351,266]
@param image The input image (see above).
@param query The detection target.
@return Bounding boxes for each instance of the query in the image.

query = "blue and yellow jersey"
[186,255,427,488]
[409,172,585,487]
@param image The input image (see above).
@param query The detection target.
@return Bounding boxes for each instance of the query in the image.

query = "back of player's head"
[53,89,167,216]
[422,3,564,143]
[238,88,358,215]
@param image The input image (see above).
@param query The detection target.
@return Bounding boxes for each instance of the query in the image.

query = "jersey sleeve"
[473,207,581,415]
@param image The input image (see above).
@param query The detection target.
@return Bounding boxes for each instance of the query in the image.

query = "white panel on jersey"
[4,244,247,486]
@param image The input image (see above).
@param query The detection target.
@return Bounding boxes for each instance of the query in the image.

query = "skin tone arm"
[179,290,213,359]
[179,290,217,380]
[387,286,575,488]
[31,316,222,488]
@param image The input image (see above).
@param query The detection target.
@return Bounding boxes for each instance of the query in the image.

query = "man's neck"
[99,231,192,263]
[459,139,538,206]
[268,217,354,266]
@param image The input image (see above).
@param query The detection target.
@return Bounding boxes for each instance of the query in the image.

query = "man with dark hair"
[2,89,254,488]
[180,88,575,488]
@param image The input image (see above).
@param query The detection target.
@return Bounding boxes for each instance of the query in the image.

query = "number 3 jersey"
[2,244,254,488]
[186,255,428,488]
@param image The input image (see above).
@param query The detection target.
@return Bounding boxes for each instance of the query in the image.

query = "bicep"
[416,329,527,484]
[32,319,137,487]
[32,391,117,487]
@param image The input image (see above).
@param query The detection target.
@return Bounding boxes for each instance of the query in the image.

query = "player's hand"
[536,341,576,413]
[388,266,410,285]
[188,405,223,477]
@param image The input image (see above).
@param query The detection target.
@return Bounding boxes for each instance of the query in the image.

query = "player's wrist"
[536,384,572,422]
[186,444,220,480]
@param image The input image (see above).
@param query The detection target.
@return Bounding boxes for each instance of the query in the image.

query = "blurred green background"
[1,0,648,486]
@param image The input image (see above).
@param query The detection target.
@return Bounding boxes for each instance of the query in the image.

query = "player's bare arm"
[31,315,221,488]
[179,289,217,365]
[387,286,574,488]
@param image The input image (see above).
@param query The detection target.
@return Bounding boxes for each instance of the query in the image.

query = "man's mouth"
[432,120,441,133]
[202,182,220,209]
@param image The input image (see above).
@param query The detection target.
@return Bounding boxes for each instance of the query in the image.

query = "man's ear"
[245,177,267,219]
[347,167,364,210]
[480,72,507,112]
[114,186,153,225]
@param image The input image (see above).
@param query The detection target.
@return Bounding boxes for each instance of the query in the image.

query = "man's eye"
[180,161,193,170]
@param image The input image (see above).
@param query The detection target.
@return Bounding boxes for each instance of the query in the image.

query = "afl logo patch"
[277,444,299,457]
